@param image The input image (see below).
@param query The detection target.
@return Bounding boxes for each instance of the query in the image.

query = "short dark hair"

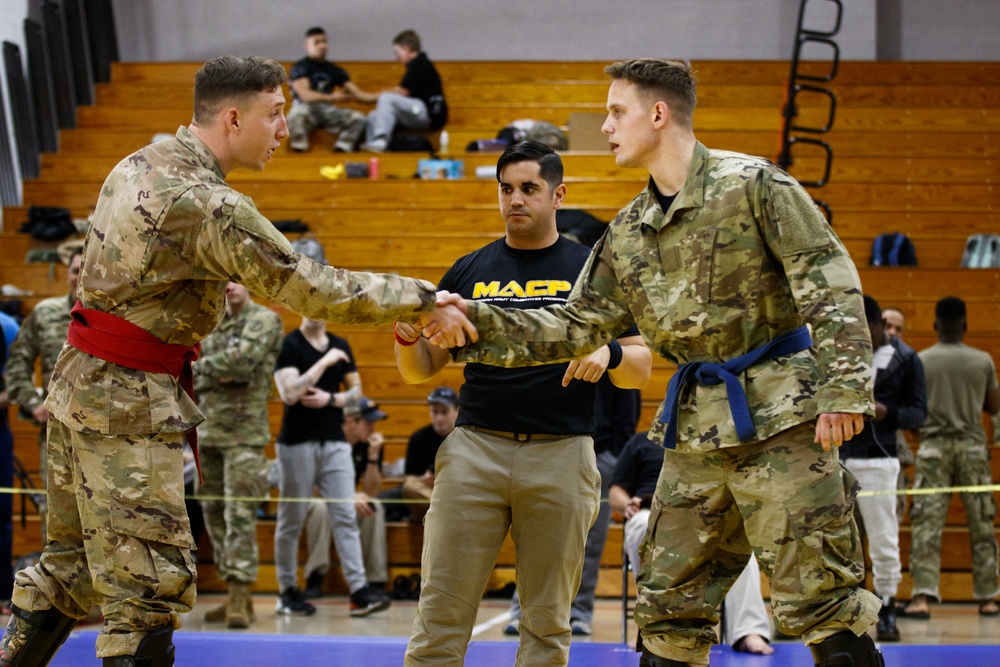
[935,296,966,322]
[496,140,563,191]
[393,29,421,52]
[605,58,697,128]
[862,294,882,325]
[193,56,287,124]
[305,26,325,37]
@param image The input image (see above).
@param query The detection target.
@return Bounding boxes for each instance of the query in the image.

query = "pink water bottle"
[369,157,379,180]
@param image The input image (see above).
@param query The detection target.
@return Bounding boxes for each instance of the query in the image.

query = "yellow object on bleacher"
[319,164,345,180]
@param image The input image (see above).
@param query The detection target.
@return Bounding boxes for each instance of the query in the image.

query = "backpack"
[960,233,1000,268]
[497,120,568,151]
[426,94,448,131]
[18,206,76,242]
[388,133,436,154]
[869,232,917,266]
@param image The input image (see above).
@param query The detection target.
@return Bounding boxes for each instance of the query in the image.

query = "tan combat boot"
[225,582,253,629]
[202,597,228,623]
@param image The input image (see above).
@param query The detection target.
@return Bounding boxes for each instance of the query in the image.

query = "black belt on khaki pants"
[465,426,565,443]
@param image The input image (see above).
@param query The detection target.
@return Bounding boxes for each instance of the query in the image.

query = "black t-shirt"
[289,57,350,101]
[592,375,642,456]
[649,177,678,213]
[404,424,446,476]
[352,440,383,485]
[441,236,627,435]
[610,431,663,498]
[274,329,357,444]
[400,52,447,129]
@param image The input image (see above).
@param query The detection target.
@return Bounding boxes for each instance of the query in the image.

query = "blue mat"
[50,630,1000,666]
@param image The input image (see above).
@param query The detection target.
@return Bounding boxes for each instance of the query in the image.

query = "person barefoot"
[898,593,931,619]
[733,633,774,656]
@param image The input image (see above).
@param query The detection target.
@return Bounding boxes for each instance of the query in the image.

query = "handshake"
[397,291,477,349]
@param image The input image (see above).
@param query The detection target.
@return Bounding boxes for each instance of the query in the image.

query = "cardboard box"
[418,159,464,180]
[568,112,609,151]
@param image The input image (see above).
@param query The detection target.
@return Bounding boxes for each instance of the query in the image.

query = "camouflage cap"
[57,238,85,265]
[344,396,388,422]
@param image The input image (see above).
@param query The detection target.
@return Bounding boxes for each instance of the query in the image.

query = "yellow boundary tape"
[2,484,999,503]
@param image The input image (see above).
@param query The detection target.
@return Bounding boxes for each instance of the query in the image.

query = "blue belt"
[658,325,813,449]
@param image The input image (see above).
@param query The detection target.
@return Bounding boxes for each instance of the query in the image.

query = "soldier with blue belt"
[432,59,884,667]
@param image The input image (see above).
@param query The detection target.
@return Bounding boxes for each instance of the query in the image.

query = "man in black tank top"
[395,142,652,666]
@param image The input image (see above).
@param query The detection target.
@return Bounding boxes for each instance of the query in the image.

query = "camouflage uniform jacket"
[193,300,283,448]
[457,142,873,453]
[5,293,73,417]
[47,126,436,437]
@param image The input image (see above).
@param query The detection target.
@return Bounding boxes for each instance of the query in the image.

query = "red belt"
[67,301,202,482]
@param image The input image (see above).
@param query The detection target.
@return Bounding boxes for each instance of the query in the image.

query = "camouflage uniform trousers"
[11,418,195,658]
[909,435,999,601]
[286,101,366,152]
[636,421,880,665]
[198,445,269,585]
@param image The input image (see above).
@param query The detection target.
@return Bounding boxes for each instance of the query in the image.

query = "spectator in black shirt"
[377,386,459,522]
[361,30,447,152]
[287,26,371,152]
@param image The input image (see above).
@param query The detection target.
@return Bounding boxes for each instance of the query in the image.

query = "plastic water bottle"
[439,130,450,154]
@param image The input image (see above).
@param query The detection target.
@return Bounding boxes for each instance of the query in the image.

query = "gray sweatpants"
[274,440,366,594]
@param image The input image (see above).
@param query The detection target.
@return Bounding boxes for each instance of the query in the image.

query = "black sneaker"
[303,570,325,599]
[275,587,316,616]
[349,586,391,617]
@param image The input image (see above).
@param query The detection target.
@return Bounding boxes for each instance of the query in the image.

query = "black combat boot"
[636,633,692,667]
[0,605,77,666]
[810,631,885,667]
[876,596,900,642]
[102,625,174,667]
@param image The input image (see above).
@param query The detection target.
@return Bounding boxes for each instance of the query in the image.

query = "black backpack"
[870,232,917,266]
[426,95,448,131]
[18,206,76,242]
[388,134,436,154]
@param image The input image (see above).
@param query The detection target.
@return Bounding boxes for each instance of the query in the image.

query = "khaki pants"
[13,418,195,658]
[637,422,880,664]
[404,427,600,667]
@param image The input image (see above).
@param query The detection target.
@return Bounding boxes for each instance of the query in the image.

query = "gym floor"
[48,595,1000,665]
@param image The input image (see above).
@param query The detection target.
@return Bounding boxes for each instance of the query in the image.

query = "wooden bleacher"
[3,59,1000,600]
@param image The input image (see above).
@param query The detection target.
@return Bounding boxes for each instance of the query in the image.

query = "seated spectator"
[303,396,390,601]
[380,386,458,522]
[287,26,370,152]
[361,29,447,152]
[610,431,774,655]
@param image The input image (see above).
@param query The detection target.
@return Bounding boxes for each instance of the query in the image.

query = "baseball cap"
[343,396,388,422]
[427,386,459,408]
